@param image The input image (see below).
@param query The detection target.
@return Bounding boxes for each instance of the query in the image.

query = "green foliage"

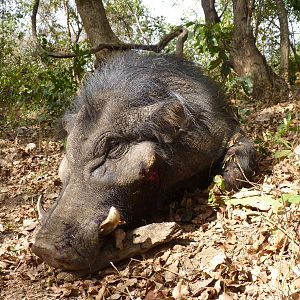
[213,175,226,191]
[207,190,218,205]
[191,21,232,79]
[104,0,168,44]
[287,0,300,20]
[268,112,295,158]
[0,0,89,124]
[289,49,300,84]
[10,244,23,255]
[281,193,300,204]
[190,16,258,100]
[0,0,172,125]
[72,43,93,78]
[208,175,226,205]
[0,28,79,123]
[253,0,300,82]
[225,195,284,211]
[256,111,298,159]
[225,193,300,210]
[189,0,299,95]
[225,75,254,98]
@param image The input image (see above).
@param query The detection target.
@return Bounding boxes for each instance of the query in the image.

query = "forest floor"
[1,95,300,300]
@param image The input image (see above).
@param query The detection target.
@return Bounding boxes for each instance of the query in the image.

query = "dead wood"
[92,222,182,272]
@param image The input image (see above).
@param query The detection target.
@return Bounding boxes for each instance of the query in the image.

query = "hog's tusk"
[37,195,47,223]
[99,206,121,236]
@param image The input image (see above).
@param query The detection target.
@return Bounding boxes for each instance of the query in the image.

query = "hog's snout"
[33,198,122,271]
[32,238,93,271]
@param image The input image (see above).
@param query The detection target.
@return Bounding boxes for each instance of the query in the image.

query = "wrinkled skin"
[32,53,256,273]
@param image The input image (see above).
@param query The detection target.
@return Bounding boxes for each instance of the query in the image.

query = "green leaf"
[274,149,292,158]
[208,190,217,204]
[221,61,231,77]
[280,194,300,204]
[213,175,225,191]
[185,21,195,27]
[225,195,284,211]
[209,57,222,70]
[241,77,254,95]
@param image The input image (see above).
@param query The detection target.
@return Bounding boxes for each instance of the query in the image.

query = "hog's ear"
[150,97,193,143]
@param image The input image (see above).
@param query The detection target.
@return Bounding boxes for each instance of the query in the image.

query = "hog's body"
[33,53,256,272]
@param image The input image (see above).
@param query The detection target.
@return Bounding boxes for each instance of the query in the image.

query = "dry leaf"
[96,284,107,300]
[209,252,226,271]
[269,267,280,287]
[217,292,234,300]
[160,249,171,264]
[292,278,300,290]
[25,143,36,152]
[199,287,218,300]
[291,292,300,300]
[293,264,300,276]
[172,281,188,300]
[22,219,38,231]
[164,260,179,282]
[110,293,121,299]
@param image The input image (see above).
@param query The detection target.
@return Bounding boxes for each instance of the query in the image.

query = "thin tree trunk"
[230,0,288,102]
[74,0,120,64]
[201,0,220,24]
[275,0,290,82]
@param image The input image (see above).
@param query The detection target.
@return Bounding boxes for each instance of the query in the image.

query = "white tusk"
[99,206,121,236]
[37,195,47,223]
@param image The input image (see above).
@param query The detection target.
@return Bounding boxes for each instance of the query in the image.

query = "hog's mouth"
[32,241,94,271]
[33,202,123,272]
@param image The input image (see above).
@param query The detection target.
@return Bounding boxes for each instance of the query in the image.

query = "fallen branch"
[92,222,182,272]
[31,0,188,59]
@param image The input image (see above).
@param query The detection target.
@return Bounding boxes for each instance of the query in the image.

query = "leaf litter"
[0,98,300,299]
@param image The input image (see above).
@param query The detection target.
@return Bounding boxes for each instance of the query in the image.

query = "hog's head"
[32,58,203,272]
[31,53,234,272]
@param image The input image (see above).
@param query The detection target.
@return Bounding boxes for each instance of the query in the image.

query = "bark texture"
[275,0,290,81]
[230,0,288,101]
[201,0,220,24]
[75,0,120,63]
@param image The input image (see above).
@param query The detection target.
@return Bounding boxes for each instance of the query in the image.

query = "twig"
[219,1,228,20]
[126,1,149,44]
[110,262,134,300]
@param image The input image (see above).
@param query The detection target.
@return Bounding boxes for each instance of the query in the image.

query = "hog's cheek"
[103,142,156,185]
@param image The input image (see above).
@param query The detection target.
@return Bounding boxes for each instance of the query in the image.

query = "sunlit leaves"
[192,21,233,78]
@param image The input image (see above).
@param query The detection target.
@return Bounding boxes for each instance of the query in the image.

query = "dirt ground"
[1,97,300,300]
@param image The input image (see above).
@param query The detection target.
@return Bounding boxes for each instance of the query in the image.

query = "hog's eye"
[107,141,128,159]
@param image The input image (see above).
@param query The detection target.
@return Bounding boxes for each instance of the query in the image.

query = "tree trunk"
[74,0,120,64]
[201,0,220,24]
[230,0,288,102]
[275,0,290,82]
